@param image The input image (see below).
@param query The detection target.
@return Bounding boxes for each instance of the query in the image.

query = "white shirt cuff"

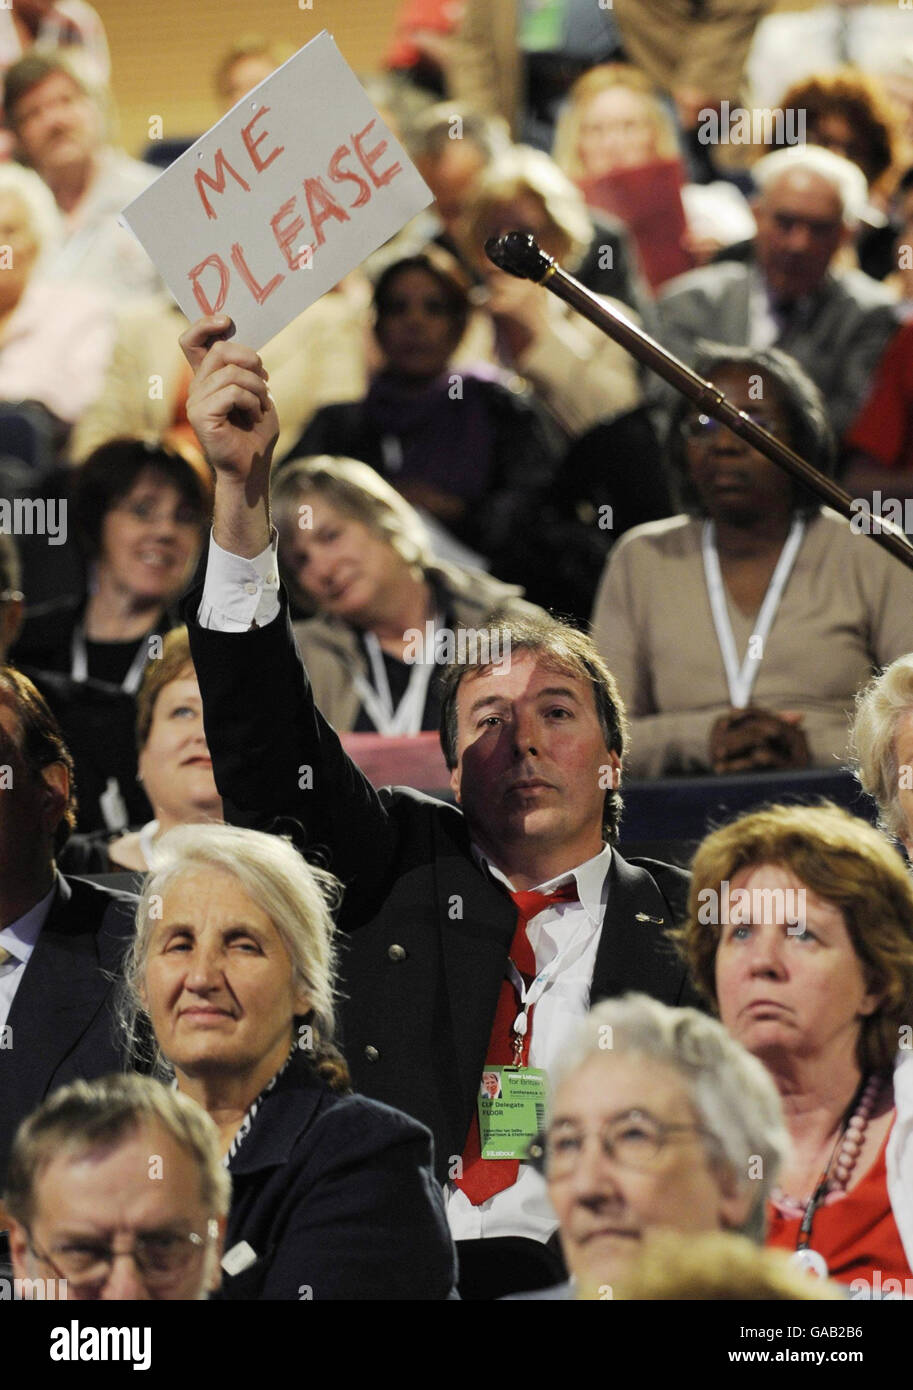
[197,529,282,632]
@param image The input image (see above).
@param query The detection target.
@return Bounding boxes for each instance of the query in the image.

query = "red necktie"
[454,881,579,1205]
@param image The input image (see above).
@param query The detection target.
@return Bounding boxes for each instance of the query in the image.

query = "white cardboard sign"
[121,31,432,348]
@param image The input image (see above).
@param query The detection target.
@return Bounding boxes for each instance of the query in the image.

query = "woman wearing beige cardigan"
[591,346,913,778]
[273,455,542,735]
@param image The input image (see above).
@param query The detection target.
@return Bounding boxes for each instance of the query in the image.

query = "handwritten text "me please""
[188,106,403,312]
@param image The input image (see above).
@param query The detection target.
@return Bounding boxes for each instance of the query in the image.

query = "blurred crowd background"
[2,0,913,853]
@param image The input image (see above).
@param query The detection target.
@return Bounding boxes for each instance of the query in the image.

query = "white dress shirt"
[445,844,613,1243]
[197,530,281,632]
[0,879,59,1028]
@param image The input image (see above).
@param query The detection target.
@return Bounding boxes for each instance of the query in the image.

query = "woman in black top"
[15,438,211,690]
[13,440,212,831]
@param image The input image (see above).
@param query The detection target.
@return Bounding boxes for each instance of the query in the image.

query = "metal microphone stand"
[485,231,913,572]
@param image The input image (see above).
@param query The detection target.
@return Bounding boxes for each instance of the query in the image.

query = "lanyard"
[70,621,150,695]
[701,517,805,709]
[351,627,438,736]
[505,907,595,1065]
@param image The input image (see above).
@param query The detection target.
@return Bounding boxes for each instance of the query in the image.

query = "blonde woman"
[852,653,913,860]
[552,64,754,280]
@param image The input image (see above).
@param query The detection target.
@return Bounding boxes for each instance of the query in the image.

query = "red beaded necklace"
[774,1074,883,1218]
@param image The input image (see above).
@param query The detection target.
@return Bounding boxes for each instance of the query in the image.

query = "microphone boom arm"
[485,232,913,572]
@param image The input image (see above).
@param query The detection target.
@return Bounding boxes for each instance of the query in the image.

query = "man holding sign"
[178,293,697,1295]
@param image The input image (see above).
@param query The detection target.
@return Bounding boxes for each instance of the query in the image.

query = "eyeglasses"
[680,412,780,440]
[528,1109,720,1179]
[27,1220,219,1295]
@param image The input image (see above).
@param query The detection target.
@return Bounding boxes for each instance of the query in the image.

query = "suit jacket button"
[387,944,407,961]
[364,1045,380,1062]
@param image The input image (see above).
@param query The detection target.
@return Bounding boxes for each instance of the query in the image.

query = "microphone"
[478,232,913,571]
[484,232,554,282]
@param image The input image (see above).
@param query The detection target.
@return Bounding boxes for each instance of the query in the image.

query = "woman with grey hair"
[851,653,913,858]
[527,993,789,1299]
[272,454,541,735]
[121,821,457,1300]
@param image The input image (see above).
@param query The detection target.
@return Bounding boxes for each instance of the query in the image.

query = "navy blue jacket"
[0,874,138,1186]
[215,1051,457,1300]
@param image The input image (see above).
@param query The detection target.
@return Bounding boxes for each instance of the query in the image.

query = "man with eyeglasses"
[657,144,899,439]
[5,1075,228,1300]
[517,993,789,1298]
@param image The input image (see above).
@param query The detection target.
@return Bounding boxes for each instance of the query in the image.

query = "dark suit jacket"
[186,592,698,1184]
[657,258,899,438]
[0,874,138,1186]
[215,1051,456,1300]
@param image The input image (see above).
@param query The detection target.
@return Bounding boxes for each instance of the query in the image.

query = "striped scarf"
[222,1044,297,1167]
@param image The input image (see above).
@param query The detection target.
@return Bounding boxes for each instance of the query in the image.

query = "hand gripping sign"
[121,31,432,348]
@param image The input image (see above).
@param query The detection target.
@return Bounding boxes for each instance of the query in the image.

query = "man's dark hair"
[3,52,89,127]
[438,610,627,842]
[72,438,212,561]
[0,666,76,854]
[666,343,836,515]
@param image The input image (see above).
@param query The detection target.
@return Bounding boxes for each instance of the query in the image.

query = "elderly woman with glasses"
[591,345,913,778]
[524,992,789,1300]
[679,802,913,1288]
[119,822,457,1300]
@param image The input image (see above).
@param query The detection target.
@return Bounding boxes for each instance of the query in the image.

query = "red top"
[766,1125,911,1287]
[844,319,913,470]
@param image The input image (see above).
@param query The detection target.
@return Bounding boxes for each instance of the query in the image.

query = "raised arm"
[179,316,399,913]
[180,314,277,558]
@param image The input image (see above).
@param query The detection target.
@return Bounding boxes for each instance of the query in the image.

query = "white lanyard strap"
[351,628,437,736]
[71,622,150,695]
[506,912,594,1042]
[702,517,805,709]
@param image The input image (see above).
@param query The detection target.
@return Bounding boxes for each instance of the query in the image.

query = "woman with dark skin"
[592,347,913,778]
[290,248,561,580]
